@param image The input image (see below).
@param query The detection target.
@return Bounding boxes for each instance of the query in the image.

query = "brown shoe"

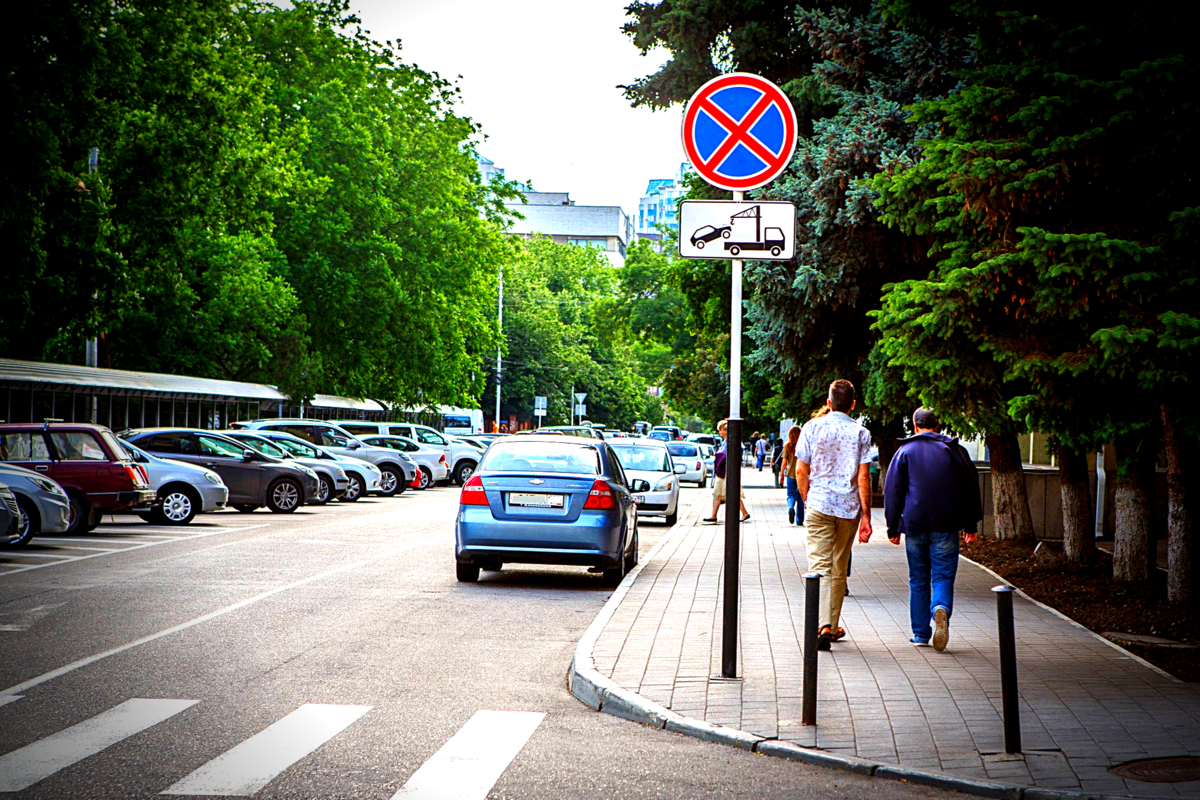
[817,626,832,651]
[831,627,846,641]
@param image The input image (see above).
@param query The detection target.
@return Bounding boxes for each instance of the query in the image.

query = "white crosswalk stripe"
[0,698,197,792]
[393,710,545,799]
[160,704,372,796]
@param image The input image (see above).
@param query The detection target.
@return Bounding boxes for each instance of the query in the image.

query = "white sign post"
[533,396,547,427]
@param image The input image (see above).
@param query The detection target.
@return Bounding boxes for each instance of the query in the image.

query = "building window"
[567,238,607,250]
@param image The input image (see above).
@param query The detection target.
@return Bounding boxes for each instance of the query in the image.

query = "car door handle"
[35,465,49,471]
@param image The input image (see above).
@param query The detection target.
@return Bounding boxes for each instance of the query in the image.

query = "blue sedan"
[455,436,643,586]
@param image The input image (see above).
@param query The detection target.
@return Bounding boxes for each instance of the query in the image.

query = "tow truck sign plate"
[678,200,796,261]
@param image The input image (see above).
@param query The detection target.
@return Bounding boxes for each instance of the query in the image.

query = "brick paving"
[592,482,1200,797]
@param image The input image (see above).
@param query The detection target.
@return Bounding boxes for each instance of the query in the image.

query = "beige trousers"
[803,508,859,631]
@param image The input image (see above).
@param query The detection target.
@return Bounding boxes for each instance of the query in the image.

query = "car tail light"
[460,474,488,505]
[123,465,147,488]
[695,461,702,470]
[439,455,448,467]
[583,479,615,510]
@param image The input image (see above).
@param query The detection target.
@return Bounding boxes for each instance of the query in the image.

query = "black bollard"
[992,585,1021,753]
[802,572,820,725]
[721,418,742,678]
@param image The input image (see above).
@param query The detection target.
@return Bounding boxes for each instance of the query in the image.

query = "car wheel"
[665,509,678,526]
[339,473,364,502]
[453,460,477,486]
[602,545,626,587]
[10,496,38,546]
[86,508,103,532]
[456,562,480,583]
[233,504,260,513]
[313,476,333,506]
[624,527,638,571]
[157,486,198,525]
[378,465,404,497]
[729,245,741,256]
[267,478,302,513]
[63,495,88,534]
[695,239,705,249]
[418,467,433,490]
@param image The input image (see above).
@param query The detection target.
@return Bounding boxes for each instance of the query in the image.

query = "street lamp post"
[494,266,503,432]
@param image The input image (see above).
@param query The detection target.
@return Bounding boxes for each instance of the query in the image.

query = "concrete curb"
[568,502,1151,800]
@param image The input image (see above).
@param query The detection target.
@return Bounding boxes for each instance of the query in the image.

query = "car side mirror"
[674,464,687,475]
[630,479,651,493]
[243,450,256,462]
[348,441,361,449]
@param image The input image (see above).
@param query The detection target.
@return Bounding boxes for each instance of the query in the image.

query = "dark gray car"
[120,428,319,514]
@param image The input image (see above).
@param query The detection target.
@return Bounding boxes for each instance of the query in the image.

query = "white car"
[335,421,482,485]
[609,439,685,526]
[666,441,707,487]
[698,443,716,483]
[358,435,449,490]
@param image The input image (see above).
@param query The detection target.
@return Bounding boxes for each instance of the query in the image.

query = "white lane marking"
[0,525,268,577]
[23,545,119,553]
[33,538,160,545]
[294,539,347,546]
[0,694,22,707]
[161,704,371,796]
[0,698,197,792]
[393,710,545,799]
[0,545,416,700]
[0,552,75,560]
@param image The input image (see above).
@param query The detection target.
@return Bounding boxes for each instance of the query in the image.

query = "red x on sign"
[682,73,797,191]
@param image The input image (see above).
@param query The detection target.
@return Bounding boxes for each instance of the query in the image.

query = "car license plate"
[510,493,564,508]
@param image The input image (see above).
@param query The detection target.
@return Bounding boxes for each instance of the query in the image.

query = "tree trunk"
[1113,434,1154,583]
[1161,404,1194,604]
[986,431,1036,541]
[1059,445,1094,563]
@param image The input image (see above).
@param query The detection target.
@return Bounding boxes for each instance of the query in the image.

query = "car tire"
[233,504,260,513]
[266,478,302,513]
[339,473,364,502]
[624,527,638,571]
[729,245,741,256]
[86,508,103,532]
[721,229,731,239]
[665,509,678,527]
[63,495,88,534]
[771,246,781,256]
[602,545,627,587]
[418,467,433,490]
[453,460,477,486]
[10,496,38,546]
[456,562,480,583]
[695,239,705,249]
[378,465,404,497]
[313,476,334,506]
[155,485,198,525]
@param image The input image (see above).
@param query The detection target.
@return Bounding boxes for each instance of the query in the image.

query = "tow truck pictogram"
[722,205,785,257]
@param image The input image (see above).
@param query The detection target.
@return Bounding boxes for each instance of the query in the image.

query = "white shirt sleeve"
[858,428,873,465]
[796,423,812,464]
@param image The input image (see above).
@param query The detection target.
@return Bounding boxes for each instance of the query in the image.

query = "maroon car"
[0,421,155,533]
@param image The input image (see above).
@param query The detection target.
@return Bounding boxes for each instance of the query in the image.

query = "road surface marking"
[0,694,22,707]
[0,698,197,792]
[161,704,371,796]
[0,545,419,701]
[31,538,150,545]
[294,539,347,545]
[393,710,545,799]
[0,552,74,559]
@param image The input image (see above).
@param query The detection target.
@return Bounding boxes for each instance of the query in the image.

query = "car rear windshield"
[613,446,671,472]
[482,442,601,475]
[273,438,319,458]
[666,443,699,457]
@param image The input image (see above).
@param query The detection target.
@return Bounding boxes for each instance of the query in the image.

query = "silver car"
[609,440,685,526]
[246,430,384,502]
[222,431,349,505]
[666,441,708,487]
[118,441,229,525]
[358,434,449,489]
[0,463,71,545]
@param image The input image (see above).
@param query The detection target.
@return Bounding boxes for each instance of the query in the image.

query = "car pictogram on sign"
[689,225,732,249]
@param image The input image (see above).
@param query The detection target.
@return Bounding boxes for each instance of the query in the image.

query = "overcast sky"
[348,0,685,218]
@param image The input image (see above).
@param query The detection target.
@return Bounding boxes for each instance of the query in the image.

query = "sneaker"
[788,508,795,524]
[910,637,931,647]
[932,607,950,652]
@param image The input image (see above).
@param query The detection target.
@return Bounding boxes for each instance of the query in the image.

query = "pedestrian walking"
[755,434,768,471]
[795,379,873,650]
[884,407,983,651]
[771,436,784,488]
[703,419,749,523]
[781,426,803,524]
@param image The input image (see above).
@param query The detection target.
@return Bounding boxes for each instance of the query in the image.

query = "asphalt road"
[0,485,953,798]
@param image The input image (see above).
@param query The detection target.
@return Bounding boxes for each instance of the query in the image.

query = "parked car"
[117,441,229,525]
[647,430,671,442]
[0,463,70,546]
[455,435,641,586]
[335,420,481,486]
[0,482,17,546]
[537,426,602,440]
[120,428,319,514]
[245,430,383,502]
[690,224,731,248]
[688,433,719,449]
[698,443,716,484]
[357,435,449,490]
[0,421,155,533]
[221,431,349,505]
[666,441,707,487]
[608,439,685,526]
[650,425,684,441]
[234,420,414,496]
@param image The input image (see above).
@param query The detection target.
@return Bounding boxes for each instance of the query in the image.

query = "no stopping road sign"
[682,73,797,191]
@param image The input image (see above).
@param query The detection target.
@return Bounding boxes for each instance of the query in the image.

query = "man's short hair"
[913,407,940,430]
[828,379,855,413]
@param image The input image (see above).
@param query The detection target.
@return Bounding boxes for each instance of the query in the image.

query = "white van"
[438,406,483,435]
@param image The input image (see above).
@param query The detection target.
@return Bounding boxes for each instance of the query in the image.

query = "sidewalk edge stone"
[665,716,762,751]
[873,764,1021,799]
[754,740,876,775]
[959,554,1182,683]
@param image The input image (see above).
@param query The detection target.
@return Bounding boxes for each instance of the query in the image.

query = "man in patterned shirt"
[795,379,874,650]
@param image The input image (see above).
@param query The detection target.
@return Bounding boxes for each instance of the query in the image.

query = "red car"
[0,421,155,533]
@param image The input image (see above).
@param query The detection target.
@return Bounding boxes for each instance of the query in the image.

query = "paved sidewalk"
[588,484,1200,797]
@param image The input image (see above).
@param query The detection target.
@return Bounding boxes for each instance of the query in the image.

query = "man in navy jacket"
[884,408,984,651]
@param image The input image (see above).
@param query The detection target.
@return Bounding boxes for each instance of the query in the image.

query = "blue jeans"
[785,478,803,522]
[905,531,960,641]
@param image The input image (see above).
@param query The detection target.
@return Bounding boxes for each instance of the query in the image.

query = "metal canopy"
[0,358,287,402]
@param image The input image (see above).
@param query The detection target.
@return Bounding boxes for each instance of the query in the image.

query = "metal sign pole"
[722,189,744,680]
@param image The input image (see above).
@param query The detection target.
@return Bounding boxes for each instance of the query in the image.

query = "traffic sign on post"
[679,200,796,260]
[682,73,797,191]
[574,404,586,417]
[574,393,587,404]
